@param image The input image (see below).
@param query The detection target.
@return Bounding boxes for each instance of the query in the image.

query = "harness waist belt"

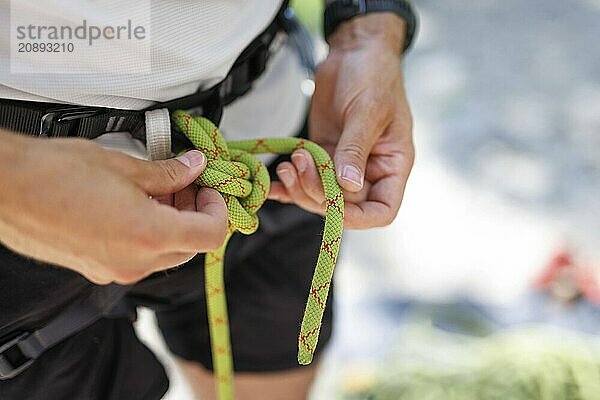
[0,0,293,381]
[0,0,290,140]
[0,284,132,380]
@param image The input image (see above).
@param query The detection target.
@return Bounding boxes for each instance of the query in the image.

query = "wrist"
[327,12,406,55]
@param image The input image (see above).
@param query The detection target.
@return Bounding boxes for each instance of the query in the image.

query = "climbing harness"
[172,111,344,400]
[0,1,292,140]
[0,3,330,389]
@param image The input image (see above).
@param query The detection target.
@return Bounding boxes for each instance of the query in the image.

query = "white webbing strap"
[145,108,172,161]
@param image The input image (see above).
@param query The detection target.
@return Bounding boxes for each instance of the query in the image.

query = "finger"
[150,251,200,272]
[106,150,207,195]
[291,149,325,203]
[344,200,394,229]
[111,251,199,283]
[144,187,228,253]
[344,180,371,204]
[195,187,228,223]
[153,193,173,206]
[276,162,325,215]
[345,150,414,229]
[174,184,198,211]
[334,94,391,192]
[271,179,369,214]
[268,182,293,203]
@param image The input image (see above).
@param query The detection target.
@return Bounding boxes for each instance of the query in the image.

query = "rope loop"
[172,111,270,235]
[172,110,345,400]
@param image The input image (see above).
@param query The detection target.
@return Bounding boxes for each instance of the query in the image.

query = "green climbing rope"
[172,111,344,400]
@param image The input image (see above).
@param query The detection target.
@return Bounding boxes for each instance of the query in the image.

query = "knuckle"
[84,241,151,284]
[380,205,401,227]
[88,276,112,285]
[80,265,112,285]
[407,147,416,168]
[309,187,324,201]
[401,112,414,135]
[159,161,182,188]
[382,212,397,227]
[112,267,146,284]
[341,142,367,163]
[400,142,416,169]
[182,220,227,253]
[213,223,228,249]
[204,228,227,252]
[96,257,146,284]
[405,111,414,130]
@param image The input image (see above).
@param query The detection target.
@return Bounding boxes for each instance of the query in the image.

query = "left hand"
[268,13,415,229]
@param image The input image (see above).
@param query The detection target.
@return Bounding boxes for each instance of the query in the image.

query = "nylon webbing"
[0,284,131,380]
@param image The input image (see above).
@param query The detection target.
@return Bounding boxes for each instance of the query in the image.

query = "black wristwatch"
[323,0,417,53]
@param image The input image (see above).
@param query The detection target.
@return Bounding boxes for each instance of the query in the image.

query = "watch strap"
[324,0,417,53]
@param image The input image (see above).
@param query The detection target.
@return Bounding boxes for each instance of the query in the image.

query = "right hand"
[0,131,228,284]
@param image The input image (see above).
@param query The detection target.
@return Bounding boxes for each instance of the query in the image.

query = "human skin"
[0,6,413,400]
[183,11,415,400]
[269,12,415,230]
[0,130,228,284]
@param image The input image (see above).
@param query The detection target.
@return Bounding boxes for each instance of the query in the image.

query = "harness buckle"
[40,107,104,137]
[0,333,34,380]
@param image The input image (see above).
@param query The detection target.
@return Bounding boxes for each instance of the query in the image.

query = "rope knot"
[173,111,270,235]
[173,110,345,390]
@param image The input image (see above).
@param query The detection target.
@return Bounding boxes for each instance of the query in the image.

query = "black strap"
[0,100,147,140]
[324,0,418,53]
[0,284,132,380]
[0,1,292,380]
[0,0,290,140]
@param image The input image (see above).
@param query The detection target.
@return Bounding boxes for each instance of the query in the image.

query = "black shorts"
[0,198,333,400]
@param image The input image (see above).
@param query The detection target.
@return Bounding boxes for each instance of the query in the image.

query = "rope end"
[298,351,314,365]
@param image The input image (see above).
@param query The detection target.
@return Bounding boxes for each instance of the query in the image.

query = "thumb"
[334,117,379,193]
[134,150,206,195]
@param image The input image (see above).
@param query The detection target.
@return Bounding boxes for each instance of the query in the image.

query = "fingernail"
[278,169,295,187]
[340,165,364,188]
[176,150,205,169]
[291,152,307,173]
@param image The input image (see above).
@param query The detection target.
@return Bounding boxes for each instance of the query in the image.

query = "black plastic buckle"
[0,333,34,380]
[39,106,104,137]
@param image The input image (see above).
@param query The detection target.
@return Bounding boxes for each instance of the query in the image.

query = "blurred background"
[139,0,600,398]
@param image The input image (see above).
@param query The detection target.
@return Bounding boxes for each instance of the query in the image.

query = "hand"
[0,131,227,284]
[269,13,414,229]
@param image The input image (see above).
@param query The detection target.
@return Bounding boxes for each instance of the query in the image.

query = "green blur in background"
[288,1,600,400]
[291,0,323,35]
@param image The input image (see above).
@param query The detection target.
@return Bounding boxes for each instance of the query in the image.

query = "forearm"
[0,130,27,211]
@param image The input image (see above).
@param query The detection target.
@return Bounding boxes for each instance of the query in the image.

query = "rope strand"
[173,111,344,400]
